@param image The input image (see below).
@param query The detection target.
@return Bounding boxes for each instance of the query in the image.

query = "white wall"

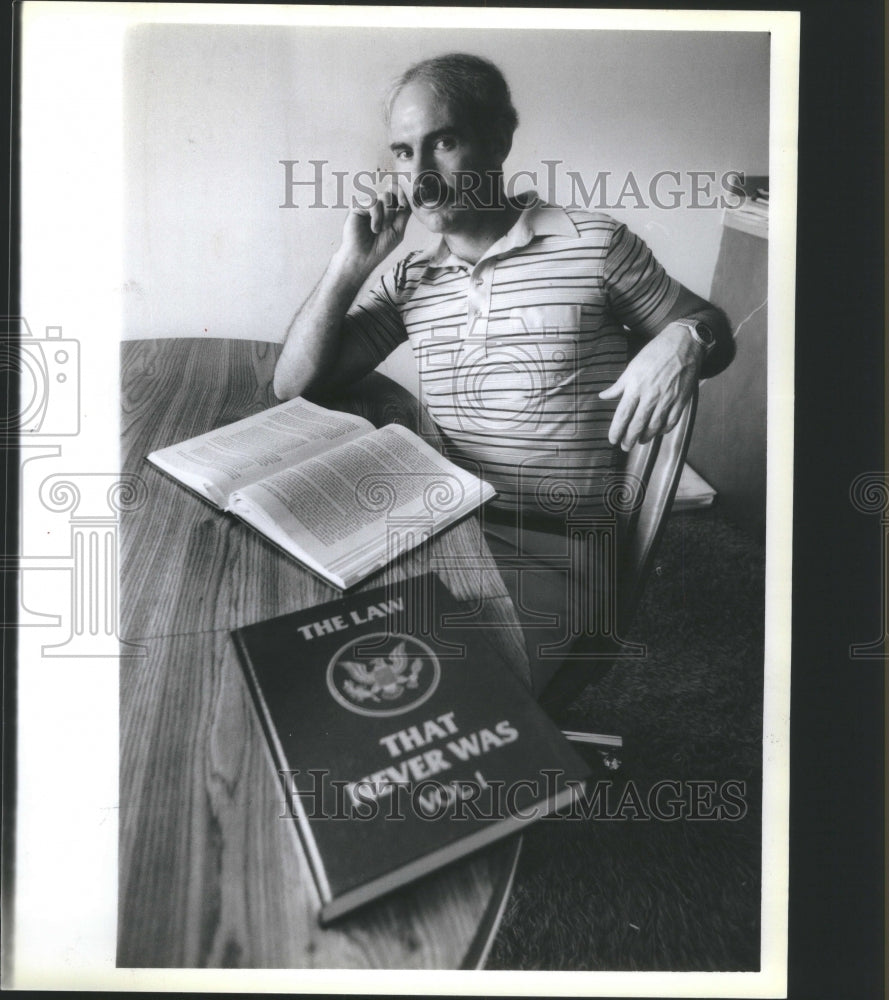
[124,25,770,392]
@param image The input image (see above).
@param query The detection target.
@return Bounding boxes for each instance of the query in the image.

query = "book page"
[146,397,373,505]
[230,424,495,587]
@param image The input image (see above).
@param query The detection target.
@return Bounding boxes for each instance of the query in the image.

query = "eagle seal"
[326,632,441,717]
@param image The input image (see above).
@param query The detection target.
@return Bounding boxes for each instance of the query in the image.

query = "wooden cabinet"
[687,215,768,540]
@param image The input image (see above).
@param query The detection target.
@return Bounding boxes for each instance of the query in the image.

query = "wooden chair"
[323,370,699,726]
[538,387,699,718]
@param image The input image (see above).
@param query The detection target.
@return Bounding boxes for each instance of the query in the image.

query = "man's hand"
[599,323,703,452]
[274,176,412,402]
[337,176,412,276]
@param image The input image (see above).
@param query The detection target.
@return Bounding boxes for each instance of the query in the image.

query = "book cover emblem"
[326,632,441,718]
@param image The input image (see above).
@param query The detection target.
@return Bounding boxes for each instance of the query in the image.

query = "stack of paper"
[672,463,717,511]
[724,188,769,238]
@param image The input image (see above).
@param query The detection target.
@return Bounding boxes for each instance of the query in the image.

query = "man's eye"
[394,150,411,161]
[435,136,456,150]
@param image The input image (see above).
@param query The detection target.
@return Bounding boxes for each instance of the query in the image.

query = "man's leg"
[482,513,609,700]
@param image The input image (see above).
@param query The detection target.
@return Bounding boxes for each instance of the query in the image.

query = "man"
[274,53,733,698]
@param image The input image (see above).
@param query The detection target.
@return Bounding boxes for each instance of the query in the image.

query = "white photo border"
[14,4,798,995]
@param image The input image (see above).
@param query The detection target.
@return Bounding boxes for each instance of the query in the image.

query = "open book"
[146,398,495,589]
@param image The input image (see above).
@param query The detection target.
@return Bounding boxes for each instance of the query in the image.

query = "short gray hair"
[384,53,519,140]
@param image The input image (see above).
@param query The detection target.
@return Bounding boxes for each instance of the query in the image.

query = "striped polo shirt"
[344,197,680,516]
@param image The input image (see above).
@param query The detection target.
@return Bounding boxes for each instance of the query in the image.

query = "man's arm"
[273,186,411,401]
[600,284,733,452]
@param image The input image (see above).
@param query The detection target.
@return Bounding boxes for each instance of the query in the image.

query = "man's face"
[387,80,505,234]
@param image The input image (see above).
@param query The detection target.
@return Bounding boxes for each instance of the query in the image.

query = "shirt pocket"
[508,304,581,336]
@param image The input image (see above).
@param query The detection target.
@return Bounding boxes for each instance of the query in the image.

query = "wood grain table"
[118,338,530,969]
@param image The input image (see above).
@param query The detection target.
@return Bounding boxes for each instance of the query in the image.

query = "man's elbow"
[272,359,313,402]
[273,360,342,403]
[701,305,735,379]
[272,365,296,401]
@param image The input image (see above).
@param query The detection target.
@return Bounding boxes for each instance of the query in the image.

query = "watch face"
[694,321,716,348]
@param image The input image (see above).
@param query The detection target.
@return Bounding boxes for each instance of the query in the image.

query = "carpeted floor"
[487,506,766,970]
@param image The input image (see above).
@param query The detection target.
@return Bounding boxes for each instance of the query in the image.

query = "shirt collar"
[420,192,579,268]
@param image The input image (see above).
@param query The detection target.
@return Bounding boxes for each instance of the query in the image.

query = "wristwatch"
[676,318,716,354]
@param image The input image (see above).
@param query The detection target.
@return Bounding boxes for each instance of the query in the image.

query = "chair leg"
[537,659,613,719]
[560,729,623,771]
[538,658,623,772]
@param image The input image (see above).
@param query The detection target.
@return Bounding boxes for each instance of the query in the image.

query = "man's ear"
[489,121,513,165]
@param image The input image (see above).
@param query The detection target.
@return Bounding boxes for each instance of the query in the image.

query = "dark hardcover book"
[232,573,590,924]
